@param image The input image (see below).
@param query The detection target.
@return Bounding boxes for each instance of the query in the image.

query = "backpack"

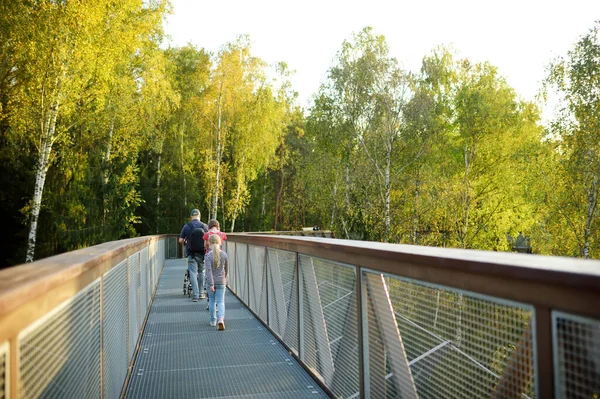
[188,222,207,254]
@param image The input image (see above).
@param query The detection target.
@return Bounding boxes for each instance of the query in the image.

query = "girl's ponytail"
[208,233,221,268]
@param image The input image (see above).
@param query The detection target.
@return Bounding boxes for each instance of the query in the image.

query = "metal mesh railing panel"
[140,246,148,314]
[166,236,177,258]
[248,245,267,320]
[225,242,237,294]
[103,260,128,399]
[299,255,357,395]
[0,342,7,399]
[156,242,161,295]
[366,271,535,399]
[267,248,296,340]
[315,259,359,398]
[236,244,248,304]
[19,280,101,399]
[148,242,155,297]
[554,312,600,399]
[158,239,164,266]
[128,253,141,361]
[299,256,319,375]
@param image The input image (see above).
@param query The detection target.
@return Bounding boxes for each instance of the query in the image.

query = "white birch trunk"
[212,93,222,219]
[584,174,599,258]
[103,116,115,228]
[330,180,338,230]
[179,122,187,208]
[412,177,420,245]
[384,151,391,242]
[26,102,59,262]
[230,169,244,233]
[156,140,163,234]
[461,144,472,248]
[230,181,239,233]
[261,169,267,218]
[104,117,114,185]
[345,162,350,209]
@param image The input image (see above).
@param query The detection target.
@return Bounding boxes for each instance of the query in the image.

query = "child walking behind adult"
[205,234,228,330]
[203,219,227,310]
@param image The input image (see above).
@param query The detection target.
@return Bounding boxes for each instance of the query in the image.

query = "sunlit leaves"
[539,22,600,257]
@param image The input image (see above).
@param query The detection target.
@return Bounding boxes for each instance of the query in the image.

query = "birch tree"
[6,0,169,261]
[8,1,108,262]
[543,22,600,258]
[227,72,287,232]
[310,27,425,241]
[204,39,251,220]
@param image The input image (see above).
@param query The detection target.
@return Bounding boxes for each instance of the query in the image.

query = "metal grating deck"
[126,259,328,399]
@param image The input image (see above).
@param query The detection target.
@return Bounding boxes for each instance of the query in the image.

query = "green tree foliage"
[305,32,544,250]
[3,13,600,266]
[539,22,600,258]
[0,0,172,263]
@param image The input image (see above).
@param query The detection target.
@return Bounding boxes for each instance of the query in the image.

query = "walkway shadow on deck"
[126,259,328,399]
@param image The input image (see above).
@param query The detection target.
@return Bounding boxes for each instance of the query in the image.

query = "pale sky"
[163,0,600,111]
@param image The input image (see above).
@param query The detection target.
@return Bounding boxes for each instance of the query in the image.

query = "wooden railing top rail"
[247,230,334,236]
[0,235,172,342]
[228,234,600,319]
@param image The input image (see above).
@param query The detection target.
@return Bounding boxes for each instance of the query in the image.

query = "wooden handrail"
[0,235,174,342]
[227,234,600,319]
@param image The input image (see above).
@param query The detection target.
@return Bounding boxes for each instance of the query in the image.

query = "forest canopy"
[0,1,598,265]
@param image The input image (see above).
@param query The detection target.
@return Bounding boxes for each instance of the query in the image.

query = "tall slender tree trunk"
[584,173,599,258]
[156,139,164,234]
[261,169,268,230]
[330,180,338,230]
[345,162,350,209]
[103,115,115,233]
[212,92,223,219]
[179,121,187,208]
[340,160,351,239]
[412,175,420,245]
[230,172,244,233]
[460,144,473,248]
[220,192,226,231]
[273,169,284,231]
[26,101,59,262]
[383,151,391,242]
[104,117,114,186]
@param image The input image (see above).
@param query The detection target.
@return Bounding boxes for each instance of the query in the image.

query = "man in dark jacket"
[179,209,208,301]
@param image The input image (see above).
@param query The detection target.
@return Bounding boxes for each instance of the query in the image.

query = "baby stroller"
[183,269,192,297]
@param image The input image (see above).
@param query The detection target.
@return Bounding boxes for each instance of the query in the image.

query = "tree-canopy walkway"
[0,234,599,398]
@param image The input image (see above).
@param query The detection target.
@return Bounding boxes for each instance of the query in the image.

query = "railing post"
[357,267,367,398]
[297,252,304,361]
[10,337,18,399]
[246,245,250,307]
[265,247,269,327]
[100,275,105,399]
[535,306,554,398]
[126,253,131,361]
